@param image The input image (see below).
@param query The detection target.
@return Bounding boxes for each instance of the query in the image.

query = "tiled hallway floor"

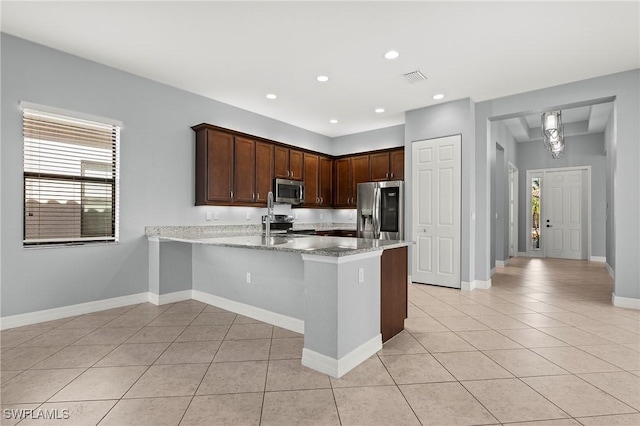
[1,257,639,425]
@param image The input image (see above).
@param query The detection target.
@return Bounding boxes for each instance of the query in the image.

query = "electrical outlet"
[349,212,353,220]
[320,213,324,220]
[246,272,251,283]
[295,212,299,220]
[246,212,251,220]
[206,211,212,221]
[358,268,364,283]
[214,211,220,220]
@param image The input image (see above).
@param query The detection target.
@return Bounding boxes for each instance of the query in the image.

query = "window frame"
[21,101,122,248]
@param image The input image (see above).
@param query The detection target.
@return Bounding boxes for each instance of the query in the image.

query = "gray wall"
[515,134,607,257]
[604,110,615,271]
[192,246,305,321]
[331,125,404,156]
[404,99,476,284]
[476,69,639,300]
[0,34,332,317]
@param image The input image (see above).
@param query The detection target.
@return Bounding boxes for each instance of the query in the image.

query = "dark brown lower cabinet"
[380,246,408,342]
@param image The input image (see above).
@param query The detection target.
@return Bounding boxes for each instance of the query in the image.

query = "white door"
[412,135,461,288]
[544,170,585,260]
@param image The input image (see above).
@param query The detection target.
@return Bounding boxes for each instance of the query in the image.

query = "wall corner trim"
[0,292,149,330]
[496,259,510,267]
[611,293,640,310]
[590,256,606,262]
[301,334,382,378]
[461,279,492,292]
[605,263,615,279]
[148,290,193,306]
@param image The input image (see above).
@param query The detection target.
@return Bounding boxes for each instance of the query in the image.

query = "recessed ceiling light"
[384,50,399,60]
[316,75,329,82]
[433,94,444,100]
[266,94,277,100]
[329,119,338,124]
[375,108,385,113]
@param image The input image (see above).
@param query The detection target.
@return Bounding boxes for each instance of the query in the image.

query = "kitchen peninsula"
[146,225,409,378]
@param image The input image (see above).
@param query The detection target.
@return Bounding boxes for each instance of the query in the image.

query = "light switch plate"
[358,268,364,283]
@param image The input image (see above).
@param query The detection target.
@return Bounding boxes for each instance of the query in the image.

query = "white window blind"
[22,104,120,246]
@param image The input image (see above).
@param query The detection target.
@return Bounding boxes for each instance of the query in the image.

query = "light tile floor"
[1,257,639,425]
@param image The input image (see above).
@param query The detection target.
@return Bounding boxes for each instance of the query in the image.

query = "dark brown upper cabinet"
[193,123,402,208]
[195,128,234,205]
[275,146,303,181]
[254,141,274,205]
[319,156,333,207]
[370,149,405,181]
[303,154,333,207]
[333,154,370,208]
[194,125,272,206]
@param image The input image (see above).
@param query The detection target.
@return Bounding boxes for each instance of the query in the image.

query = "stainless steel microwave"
[274,178,304,205]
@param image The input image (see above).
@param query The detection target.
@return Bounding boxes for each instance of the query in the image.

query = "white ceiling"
[1,1,638,138]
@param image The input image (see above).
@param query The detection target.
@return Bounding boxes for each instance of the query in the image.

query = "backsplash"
[192,205,357,225]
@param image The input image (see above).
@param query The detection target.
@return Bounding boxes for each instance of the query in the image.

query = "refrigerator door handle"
[373,186,380,239]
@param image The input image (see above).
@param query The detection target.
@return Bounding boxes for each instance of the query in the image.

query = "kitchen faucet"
[265,191,274,239]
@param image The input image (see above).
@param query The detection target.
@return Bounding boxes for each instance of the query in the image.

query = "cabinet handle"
[320,197,323,204]
[286,170,290,177]
[386,172,389,178]
[257,192,260,200]
[252,193,255,201]
[316,197,319,203]
[291,170,294,178]
[391,172,394,178]
[230,191,234,198]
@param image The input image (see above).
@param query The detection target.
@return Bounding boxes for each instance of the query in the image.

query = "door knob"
[546,225,552,227]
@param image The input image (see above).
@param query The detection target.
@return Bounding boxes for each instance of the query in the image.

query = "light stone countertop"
[150,232,409,257]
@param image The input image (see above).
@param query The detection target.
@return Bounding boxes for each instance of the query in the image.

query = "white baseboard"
[605,263,615,279]
[192,290,304,334]
[461,279,492,291]
[496,259,510,267]
[148,290,193,305]
[0,292,149,330]
[302,334,382,378]
[490,267,496,276]
[590,256,606,262]
[612,293,640,310]
[518,252,528,257]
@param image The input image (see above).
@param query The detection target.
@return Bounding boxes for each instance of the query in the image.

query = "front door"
[544,170,586,260]
[411,135,461,288]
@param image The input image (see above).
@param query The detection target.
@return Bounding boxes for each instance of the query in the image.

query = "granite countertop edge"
[149,234,411,257]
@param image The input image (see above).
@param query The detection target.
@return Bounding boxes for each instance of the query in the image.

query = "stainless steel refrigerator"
[356,181,404,240]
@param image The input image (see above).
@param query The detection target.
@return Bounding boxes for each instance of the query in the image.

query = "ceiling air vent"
[403,70,427,83]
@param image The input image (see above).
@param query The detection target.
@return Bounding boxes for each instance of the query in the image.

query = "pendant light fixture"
[541,111,565,158]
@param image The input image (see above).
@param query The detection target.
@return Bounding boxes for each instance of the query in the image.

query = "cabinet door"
[380,247,408,342]
[289,149,304,180]
[334,158,352,207]
[370,152,390,181]
[319,156,333,206]
[390,149,404,180]
[206,129,234,203]
[303,153,319,205]
[274,146,289,178]
[255,141,274,204]
[234,137,256,203]
[351,155,371,205]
